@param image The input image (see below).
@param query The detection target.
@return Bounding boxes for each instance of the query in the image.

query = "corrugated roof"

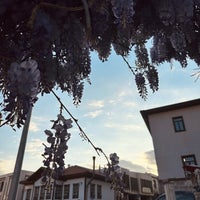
[140,98,200,133]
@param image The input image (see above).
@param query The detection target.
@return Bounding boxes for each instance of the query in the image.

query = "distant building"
[140,98,200,191]
[120,167,160,200]
[0,170,33,200]
[20,165,159,200]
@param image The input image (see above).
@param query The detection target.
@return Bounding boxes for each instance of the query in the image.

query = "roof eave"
[140,98,200,135]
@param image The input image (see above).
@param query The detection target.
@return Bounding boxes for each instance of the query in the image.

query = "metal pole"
[8,107,33,200]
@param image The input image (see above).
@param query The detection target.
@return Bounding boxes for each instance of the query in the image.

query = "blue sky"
[1,46,200,176]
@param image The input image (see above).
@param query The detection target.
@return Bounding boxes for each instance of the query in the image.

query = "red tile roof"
[20,165,106,185]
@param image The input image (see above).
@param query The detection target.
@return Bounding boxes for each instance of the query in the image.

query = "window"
[40,186,45,200]
[153,179,157,190]
[130,177,139,192]
[90,184,95,199]
[182,154,197,177]
[182,154,197,166]
[26,189,31,200]
[46,187,52,200]
[33,186,39,200]
[55,185,62,200]
[64,184,70,199]
[72,183,79,199]
[97,185,102,199]
[123,173,130,190]
[140,179,153,193]
[0,181,4,192]
[172,116,185,132]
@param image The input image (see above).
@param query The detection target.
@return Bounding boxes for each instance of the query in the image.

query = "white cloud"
[84,110,103,118]
[0,158,15,174]
[141,150,158,175]
[88,100,104,108]
[118,151,158,175]
[28,115,51,133]
[104,122,144,131]
[106,88,136,106]
[123,101,137,108]
[29,121,40,132]
[118,88,135,98]
[144,150,156,165]
[25,139,44,157]
[120,160,146,173]
[118,91,127,97]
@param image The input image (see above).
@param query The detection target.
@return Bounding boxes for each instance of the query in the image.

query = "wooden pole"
[8,107,32,200]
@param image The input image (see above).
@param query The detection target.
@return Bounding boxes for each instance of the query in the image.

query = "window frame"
[33,186,40,200]
[182,154,197,178]
[45,187,52,200]
[72,183,79,199]
[140,179,153,193]
[182,154,197,166]
[0,181,4,192]
[54,185,63,200]
[172,116,186,132]
[123,173,130,190]
[63,184,70,199]
[130,177,139,192]
[40,185,45,200]
[90,184,95,199]
[97,184,102,199]
[25,189,31,200]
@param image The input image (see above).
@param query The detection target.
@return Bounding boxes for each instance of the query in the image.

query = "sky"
[1,44,200,176]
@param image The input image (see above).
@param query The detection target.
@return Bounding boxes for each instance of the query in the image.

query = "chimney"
[92,156,96,174]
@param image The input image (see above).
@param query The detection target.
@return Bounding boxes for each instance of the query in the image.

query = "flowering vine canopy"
[0,0,200,127]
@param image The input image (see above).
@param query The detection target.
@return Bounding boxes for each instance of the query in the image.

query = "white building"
[0,170,33,200]
[21,165,114,200]
[140,98,200,191]
[20,165,159,200]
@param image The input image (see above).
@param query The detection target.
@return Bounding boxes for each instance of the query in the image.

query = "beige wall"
[148,105,200,180]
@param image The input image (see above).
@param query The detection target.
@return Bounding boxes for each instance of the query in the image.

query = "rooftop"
[20,165,105,185]
[140,98,200,133]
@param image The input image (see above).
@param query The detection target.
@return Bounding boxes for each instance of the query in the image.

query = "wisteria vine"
[41,114,72,185]
[0,0,200,127]
[40,90,125,197]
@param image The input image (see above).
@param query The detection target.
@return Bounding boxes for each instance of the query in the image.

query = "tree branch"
[81,0,92,32]
[51,89,110,163]
[122,55,136,76]
[28,1,94,28]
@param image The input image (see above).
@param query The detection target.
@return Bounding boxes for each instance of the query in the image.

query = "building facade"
[20,165,159,200]
[21,166,114,200]
[0,170,33,200]
[121,168,160,200]
[140,98,200,191]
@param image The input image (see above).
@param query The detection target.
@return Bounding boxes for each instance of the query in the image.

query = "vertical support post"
[8,107,32,200]
[194,192,200,200]
[136,194,141,200]
[164,182,176,200]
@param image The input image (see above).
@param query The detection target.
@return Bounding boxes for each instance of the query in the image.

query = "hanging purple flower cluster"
[1,0,200,127]
[103,153,126,199]
[2,59,40,127]
[41,114,72,184]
